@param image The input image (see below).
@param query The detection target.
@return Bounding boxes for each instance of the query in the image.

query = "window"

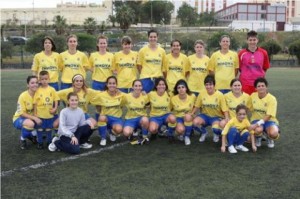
[261,5,266,10]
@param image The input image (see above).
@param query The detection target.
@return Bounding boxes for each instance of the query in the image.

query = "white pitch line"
[1,141,129,177]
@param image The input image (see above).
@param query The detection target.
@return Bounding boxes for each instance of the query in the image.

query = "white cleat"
[235,145,249,152]
[267,139,275,148]
[184,136,191,146]
[100,139,107,146]
[255,137,262,147]
[199,133,207,142]
[213,134,220,143]
[228,145,237,154]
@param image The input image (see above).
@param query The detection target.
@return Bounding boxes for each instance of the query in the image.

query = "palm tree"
[53,15,67,35]
[83,17,97,35]
[115,5,135,33]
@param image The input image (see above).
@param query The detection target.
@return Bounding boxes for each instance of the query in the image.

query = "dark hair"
[173,79,191,95]
[154,77,168,92]
[67,92,78,101]
[171,39,181,47]
[204,74,215,86]
[148,29,158,37]
[104,76,118,90]
[43,36,56,51]
[39,70,49,77]
[132,79,142,87]
[121,36,132,44]
[235,104,248,114]
[247,30,258,39]
[230,78,241,87]
[254,77,268,88]
[27,75,38,84]
[219,35,230,42]
[96,35,108,51]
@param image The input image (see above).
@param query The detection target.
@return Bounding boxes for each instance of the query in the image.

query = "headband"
[72,74,84,82]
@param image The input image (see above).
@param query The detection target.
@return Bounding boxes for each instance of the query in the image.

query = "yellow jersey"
[187,54,210,93]
[57,88,98,113]
[33,86,59,119]
[222,117,252,136]
[91,91,124,118]
[31,51,60,83]
[113,50,138,89]
[148,91,171,117]
[123,93,149,119]
[13,91,34,122]
[224,91,250,118]
[194,90,228,118]
[163,53,189,91]
[171,94,196,117]
[59,50,90,83]
[208,50,239,90]
[89,51,114,82]
[250,92,279,124]
[138,45,166,78]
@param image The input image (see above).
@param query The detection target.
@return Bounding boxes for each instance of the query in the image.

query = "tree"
[207,31,239,55]
[83,17,97,35]
[76,33,97,54]
[108,15,117,27]
[115,5,136,33]
[288,40,300,64]
[53,15,67,35]
[198,12,217,26]
[260,40,282,61]
[142,1,174,24]
[177,2,198,26]
[1,40,13,64]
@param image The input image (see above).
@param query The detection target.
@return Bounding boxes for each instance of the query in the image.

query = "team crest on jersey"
[120,58,123,61]
[45,97,50,102]
[166,98,169,102]
[141,101,144,105]
[215,98,218,102]
[108,58,110,62]
[132,57,135,61]
[158,54,161,57]
[54,58,57,62]
[230,57,232,60]
[42,59,44,62]
[77,58,80,61]
[181,61,183,65]
[217,58,220,60]
[64,58,67,60]
[264,103,267,107]
[146,54,149,57]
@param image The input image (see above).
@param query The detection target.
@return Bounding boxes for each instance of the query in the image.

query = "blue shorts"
[36,118,54,130]
[92,80,106,91]
[218,89,230,94]
[252,120,279,132]
[61,82,72,90]
[150,113,170,127]
[140,78,156,93]
[49,82,59,91]
[197,114,221,127]
[13,117,27,130]
[106,115,123,128]
[124,117,143,130]
[176,117,184,124]
[118,88,132,93]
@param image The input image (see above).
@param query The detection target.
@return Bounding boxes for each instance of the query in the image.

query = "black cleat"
[150,133,157,140]
[37,143,44,149]
[20,140,27,150]
[28,136,38,144]
[168,136,175,143]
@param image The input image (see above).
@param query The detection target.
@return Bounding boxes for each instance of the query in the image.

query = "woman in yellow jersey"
[93,76,124,146]
[32,36,60,91]
[163,39,189,93]
[59,34,90,90]
[224,78,250,119]
[13,76,41,149]
[89,35,114,91]
[55,74,98,128]
[187,40,210,96]
[170,79,196,145]
[113,36,138,93]
[208,35,239,94]
[138,29,166,93]
[221,104,257,154]
[250,77,279,148]
[192,74,229,143]
[123,80,150,143]
[148,77,176,142]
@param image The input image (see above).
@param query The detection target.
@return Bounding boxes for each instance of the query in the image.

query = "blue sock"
[21,128,32,139]
[167,127,175,136]
[46,131,52,143]
[98,126,107,139]
[194,126,207,134]
[212,128,222,136]
[37,130,43,144]
[95,113,100,122]
[185,126,193,137]
[142,128,148,136]
[227,129,237,146]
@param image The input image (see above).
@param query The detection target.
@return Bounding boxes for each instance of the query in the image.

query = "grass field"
[1,68,300,199]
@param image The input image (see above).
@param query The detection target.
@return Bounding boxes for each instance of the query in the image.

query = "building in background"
[215,2,286,31]
[1,0,112,26]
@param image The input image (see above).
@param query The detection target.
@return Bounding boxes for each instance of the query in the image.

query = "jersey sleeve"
[32,54,39,72]
[266,97,277,118]
[262,48,270,71]
[194,94,202,108]
[234,52,239,69]
[89,53,95,70]
[207,53,216,72]
[82,53,90,70]
[137,48,144,66]
[221,119,233,135]
[220,94,229,112]
[17,94,27,115]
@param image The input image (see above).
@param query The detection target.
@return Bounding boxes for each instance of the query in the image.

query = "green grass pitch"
[1,68,300,199]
